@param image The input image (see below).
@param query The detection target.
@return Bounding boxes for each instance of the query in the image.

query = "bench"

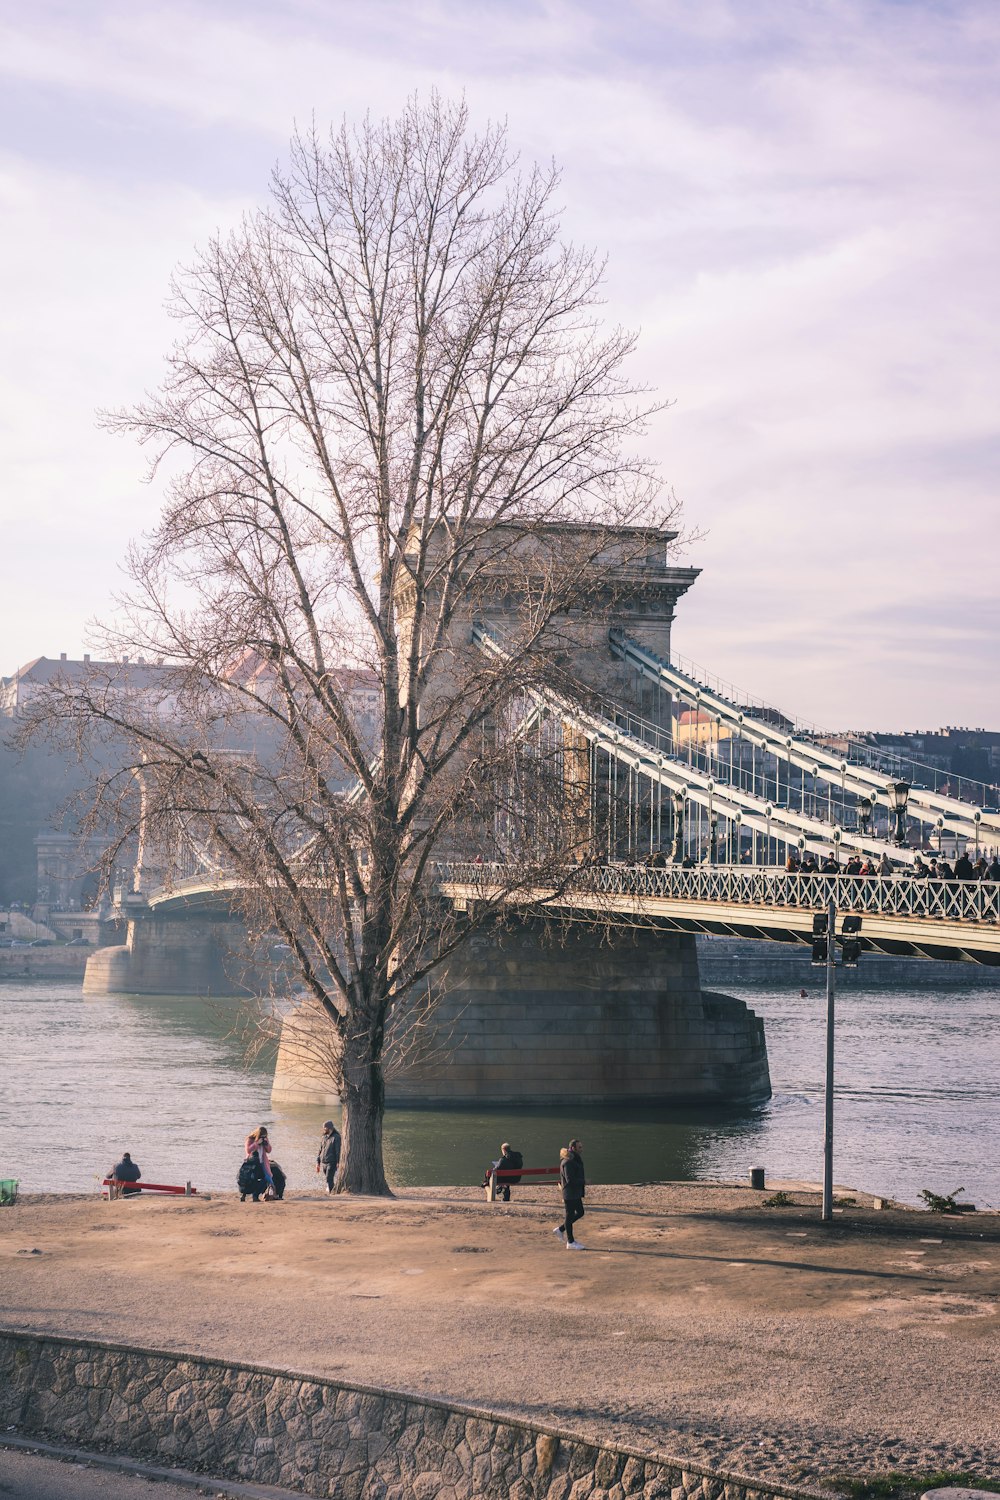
[102,1178,197,1200]
[485,1164,560,1202]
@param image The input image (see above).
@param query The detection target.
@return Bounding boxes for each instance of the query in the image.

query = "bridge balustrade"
[443,862,1000,925]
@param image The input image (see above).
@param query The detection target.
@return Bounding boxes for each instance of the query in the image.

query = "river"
[2,976,998,1207]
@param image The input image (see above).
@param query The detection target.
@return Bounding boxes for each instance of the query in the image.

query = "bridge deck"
[440,864,1000,965]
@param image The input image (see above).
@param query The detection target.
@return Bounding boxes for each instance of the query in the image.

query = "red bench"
[485,1164,560,1202]
[102,1178,197,1200]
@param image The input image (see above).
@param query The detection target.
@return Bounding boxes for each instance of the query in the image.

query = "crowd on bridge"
[786,850,1000,880]
[636,848,1000,880]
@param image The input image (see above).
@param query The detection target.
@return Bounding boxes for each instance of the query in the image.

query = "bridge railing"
[440,862,1000,925]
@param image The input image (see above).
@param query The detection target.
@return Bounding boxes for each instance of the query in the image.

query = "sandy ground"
[2,1182,999,1492]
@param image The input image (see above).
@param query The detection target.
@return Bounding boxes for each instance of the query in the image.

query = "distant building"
[0,653,178,718]
[222,647,379,721]
[811,726,1000,791]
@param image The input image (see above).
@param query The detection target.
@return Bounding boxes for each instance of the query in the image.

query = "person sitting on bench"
[493,1141,523,1201]
[109,1151,142,1197]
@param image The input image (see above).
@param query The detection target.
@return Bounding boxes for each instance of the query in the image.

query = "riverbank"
[2,1184,998,1490]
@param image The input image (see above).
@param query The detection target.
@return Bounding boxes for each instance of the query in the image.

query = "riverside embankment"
[2,1185,999,1493]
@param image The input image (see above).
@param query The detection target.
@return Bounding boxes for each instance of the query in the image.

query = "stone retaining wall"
[0,1329,817,1500]
[695,934,1000,988]
[0,947,89,979]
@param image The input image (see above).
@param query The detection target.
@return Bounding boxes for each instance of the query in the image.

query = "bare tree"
[21,96,679,1193]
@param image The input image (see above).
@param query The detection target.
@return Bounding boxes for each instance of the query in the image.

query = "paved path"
[2,1185,999,1488]
[0,1439,305,1499]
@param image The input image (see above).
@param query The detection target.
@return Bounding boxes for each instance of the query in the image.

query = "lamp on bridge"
[890,780,910,847]
[707,779,716,864]
[671,788,686,863]
[857,793,875,839]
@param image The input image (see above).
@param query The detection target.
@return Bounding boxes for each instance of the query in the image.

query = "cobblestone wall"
[0,1330,815,1500]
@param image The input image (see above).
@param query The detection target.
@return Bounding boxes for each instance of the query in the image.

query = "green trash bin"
[0,1179,19,1206]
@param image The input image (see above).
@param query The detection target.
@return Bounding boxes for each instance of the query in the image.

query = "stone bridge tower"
[273,524,771,1111]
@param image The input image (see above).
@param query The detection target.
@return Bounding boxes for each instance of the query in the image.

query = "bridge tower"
[273,523,772,1110]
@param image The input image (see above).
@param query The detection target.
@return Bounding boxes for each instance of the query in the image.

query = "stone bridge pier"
[272,917,771,1108]
[83,909,266,997]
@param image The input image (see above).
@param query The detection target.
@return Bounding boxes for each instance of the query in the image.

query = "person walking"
[316,1119,342,1193]
[553,1138,586,1249]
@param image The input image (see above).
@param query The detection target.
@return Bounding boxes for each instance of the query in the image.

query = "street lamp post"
[812,907,863,1222]
[822,896,836,1223]
[890,780,911,847]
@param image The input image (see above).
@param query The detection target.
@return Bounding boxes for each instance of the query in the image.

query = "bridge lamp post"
[707,780,716,863]
[890,780,910,847]
[857,795,874,841]
[670,788,685,863]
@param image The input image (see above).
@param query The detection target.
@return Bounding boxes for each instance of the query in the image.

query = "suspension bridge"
[119,617,1000,967]
[85,527,1000,1107]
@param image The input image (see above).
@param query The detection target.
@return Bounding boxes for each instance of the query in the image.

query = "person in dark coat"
[109,1151,141,1197]
[554,1138,586,1249]
[316,1120,342,1193]
[954,851,975,880]
[493,1141,522,1201]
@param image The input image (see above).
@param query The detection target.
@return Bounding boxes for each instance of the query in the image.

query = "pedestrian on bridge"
[554,1139,586,1250]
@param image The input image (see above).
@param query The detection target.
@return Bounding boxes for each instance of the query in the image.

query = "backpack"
[238,1156,265,1195]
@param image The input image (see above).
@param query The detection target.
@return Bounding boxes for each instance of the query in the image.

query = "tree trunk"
[337,1030,391,1196]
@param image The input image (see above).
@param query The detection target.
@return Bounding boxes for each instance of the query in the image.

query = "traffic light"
[840,913,862,967]
[811,913,829,966]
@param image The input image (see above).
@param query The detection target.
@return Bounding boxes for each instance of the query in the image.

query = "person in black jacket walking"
[554,1138,586,1249]
[316,1120,342,1193]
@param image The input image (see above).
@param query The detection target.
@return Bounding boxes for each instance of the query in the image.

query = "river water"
[2,976,998,1207]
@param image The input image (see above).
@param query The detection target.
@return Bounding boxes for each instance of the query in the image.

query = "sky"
[1,0,997,730]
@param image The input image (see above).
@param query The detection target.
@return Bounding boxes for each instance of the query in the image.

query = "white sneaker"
[566,1240,586,1250]
[553,1226,565,1239]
